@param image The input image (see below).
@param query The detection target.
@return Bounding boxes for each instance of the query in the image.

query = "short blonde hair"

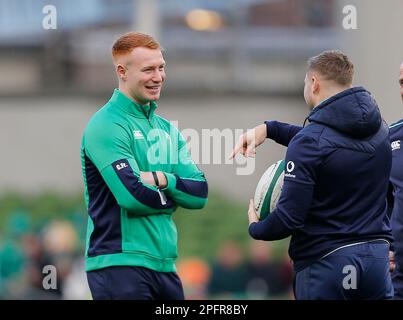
[308,50,354,86]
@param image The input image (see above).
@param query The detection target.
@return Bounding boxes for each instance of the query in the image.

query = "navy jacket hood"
[308,87,382,139]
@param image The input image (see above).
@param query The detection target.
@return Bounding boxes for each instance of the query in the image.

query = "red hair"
[112,32,161,61]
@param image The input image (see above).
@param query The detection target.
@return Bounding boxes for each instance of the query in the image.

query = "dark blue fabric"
[252,87,393,272]
[175,174,208,198]
[308,87,382,138]
[389,119,403,299]
[295,241,393,300]
[249,181,314,240]
[265,121,303,147]
[112,159,174,209]
[84,154,122,256]
[87,266,184,300]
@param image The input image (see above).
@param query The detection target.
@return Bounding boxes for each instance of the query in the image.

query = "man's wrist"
[152,171,159,187]
[255,123,268,144]
[156,171,167,188]
[264,121,271,138]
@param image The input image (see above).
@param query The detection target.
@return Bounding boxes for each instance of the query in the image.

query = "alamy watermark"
[42,265,57,290]
[42,5,57,30]
[342,264,357,290]
[342,5,357,30]
[142,121,255,175]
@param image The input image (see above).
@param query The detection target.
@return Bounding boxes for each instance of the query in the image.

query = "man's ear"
[116,64,127,81]
[311,74,320,94]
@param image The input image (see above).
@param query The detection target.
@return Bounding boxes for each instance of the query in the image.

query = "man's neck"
[314,85,351,108]
[118,85,149,106]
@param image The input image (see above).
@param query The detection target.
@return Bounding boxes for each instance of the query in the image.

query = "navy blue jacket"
[389,119,403,294]
[249,87,393,272]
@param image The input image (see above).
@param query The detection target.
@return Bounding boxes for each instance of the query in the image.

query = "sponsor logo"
[286,161,295,172]
[392,140,401,151]
[116,162,128,170]
[133,130,144,139]
[285,161,296,178]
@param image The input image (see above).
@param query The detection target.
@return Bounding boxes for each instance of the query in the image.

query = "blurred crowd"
[178,240,294,300]
[0,212,91,299]
[0,213,293,300]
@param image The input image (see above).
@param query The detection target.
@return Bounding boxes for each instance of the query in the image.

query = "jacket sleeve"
[249,134,321,240]
[84,121,175,216]
[161,126,208,210]
[265,120,303,146]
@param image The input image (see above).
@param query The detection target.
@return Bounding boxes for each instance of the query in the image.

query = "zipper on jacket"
[156,188,167,205]
[147,108,153,127]
[145,105,167,206]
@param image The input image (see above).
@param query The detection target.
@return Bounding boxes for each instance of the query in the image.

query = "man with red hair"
[81,32,208,300]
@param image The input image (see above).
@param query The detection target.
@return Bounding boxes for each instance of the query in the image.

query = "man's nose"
[152,70,164,82]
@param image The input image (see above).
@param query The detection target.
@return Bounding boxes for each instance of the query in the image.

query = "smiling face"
[116,47,166,104]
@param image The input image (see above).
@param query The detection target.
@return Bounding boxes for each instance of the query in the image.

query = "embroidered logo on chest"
[392,140,401,151]
[133,130,144,139]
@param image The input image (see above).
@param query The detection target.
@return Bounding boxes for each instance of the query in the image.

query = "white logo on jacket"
[285,161,296,178]
[133,130,144,139]
[391,140,401,151]
[116,162,127,170]
[286,161,295,172]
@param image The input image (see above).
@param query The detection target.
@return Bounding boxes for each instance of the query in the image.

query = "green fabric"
[85,251,177,273]
[260,160,285,220]
[81,89,207,272]
[0,241,25,280]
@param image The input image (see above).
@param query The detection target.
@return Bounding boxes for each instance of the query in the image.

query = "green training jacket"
[81,89,208,272]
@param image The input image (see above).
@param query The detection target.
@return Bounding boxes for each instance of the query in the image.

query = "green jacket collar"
[109,89,158,119]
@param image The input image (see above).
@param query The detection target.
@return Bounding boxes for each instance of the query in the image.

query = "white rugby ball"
[254,160,285,220]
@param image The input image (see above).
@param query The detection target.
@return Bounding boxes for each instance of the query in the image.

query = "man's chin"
[148,94,160,101]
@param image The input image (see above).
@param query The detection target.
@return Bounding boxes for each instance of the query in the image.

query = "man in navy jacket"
[389,62,403,299]
[231,51,393,299]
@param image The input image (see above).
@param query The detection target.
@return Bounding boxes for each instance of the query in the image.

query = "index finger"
[229,142,242,160]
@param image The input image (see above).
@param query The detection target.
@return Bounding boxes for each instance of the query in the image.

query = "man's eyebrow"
[140,63,166,71]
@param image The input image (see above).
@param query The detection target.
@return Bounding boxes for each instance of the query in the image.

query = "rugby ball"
[254,160,285,220]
